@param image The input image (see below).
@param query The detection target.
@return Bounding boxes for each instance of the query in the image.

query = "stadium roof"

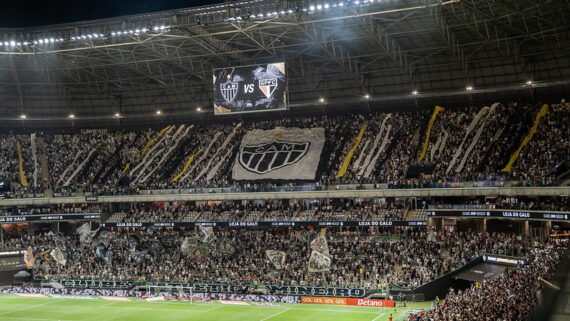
[0,0,569,127]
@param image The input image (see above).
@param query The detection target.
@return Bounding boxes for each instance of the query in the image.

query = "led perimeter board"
[213,62,287,114]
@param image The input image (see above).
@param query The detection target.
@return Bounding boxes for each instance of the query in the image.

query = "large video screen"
[213,62,286,114]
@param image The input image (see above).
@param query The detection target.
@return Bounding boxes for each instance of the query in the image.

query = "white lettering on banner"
[357,299,384,307]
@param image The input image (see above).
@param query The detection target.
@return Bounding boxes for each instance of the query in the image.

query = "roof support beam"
[421,0,470,82]
[296,20,366,92]
[360,15,415,83]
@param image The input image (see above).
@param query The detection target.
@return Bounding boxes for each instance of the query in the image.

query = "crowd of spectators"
[420,238,567,321]
[1,204,101,216]
[1,101,568,197]
[426,196,569,212]
[104,199,410,223]
[3,227,553,291]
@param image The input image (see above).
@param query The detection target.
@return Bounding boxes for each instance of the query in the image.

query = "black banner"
[0,214,101,224]
[268,285,365,298]
[426,209,569,221]
[59,279,131,289]
[213,62,286,114]
[100,220,428,228]
[47,279,366,298]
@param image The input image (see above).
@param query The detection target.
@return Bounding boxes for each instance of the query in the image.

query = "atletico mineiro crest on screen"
[220,82,238,102]
[258,78,277,99]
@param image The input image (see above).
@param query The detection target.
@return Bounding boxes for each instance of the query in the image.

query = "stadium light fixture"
[364,94,370,99]
[339,2,344,6]
[319,97,325,103]
[196,107,202,112]
[325,4,330,9]
[412,90,418,95]
[114,113,120,118]
[156,110,162,115]
[288,9,293,13]
[317,5,323,10]
[466,86,473,91]
[10,41,16,47]
[355,1,360,5]
[20,114,26,119]
[526,80,533,85]
[68,114,75,119]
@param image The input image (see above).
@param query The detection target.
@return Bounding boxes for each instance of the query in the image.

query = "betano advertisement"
[301,297,394,307]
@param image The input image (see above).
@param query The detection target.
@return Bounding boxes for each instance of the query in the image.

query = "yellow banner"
[171,149,204,182]
[336,123,368,178]
[122,162,130,173]
[418,105,445,162]
[502,104,549,172]
[139,125,171,158]
[17,141,29,187]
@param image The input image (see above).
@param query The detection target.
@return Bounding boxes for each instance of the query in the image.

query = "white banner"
[232,127,325,180]
[50,248,67,266]
[308,250,331,272]
[266,250,286,270]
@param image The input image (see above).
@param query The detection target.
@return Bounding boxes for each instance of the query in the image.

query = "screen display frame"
[213,62,288,115]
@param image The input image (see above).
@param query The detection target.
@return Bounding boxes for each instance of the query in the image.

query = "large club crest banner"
[213,62,287,114]
[232,127,325,180]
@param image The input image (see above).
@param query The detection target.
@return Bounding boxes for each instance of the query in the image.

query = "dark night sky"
[1,0,222,27]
